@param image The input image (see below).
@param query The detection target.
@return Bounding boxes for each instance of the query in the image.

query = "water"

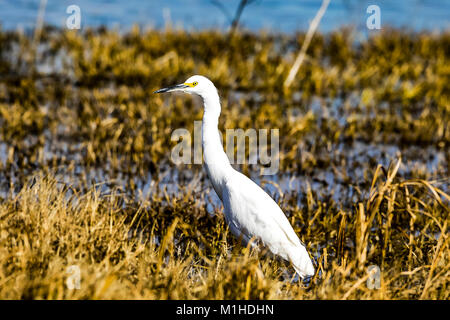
[0,0,449,33]
[1,114,447,210]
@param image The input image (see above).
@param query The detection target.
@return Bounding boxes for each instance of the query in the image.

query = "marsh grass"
[0,161,448,299]
[0,26,448,299]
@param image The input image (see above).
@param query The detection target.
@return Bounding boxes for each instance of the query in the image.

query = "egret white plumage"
[154,75,315,278]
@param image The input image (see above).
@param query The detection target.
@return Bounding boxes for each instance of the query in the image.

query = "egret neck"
[200,89,232,201]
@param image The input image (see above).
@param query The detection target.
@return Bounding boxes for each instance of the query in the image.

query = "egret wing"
[223,171,303,252]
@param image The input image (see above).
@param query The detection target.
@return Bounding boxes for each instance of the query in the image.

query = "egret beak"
[153,83,189,94]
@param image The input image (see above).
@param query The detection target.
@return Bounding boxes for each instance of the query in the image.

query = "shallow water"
[1,0,449,33]
[1,129,447,212]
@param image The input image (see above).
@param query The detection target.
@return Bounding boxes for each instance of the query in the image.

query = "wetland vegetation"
[0,26,448,299]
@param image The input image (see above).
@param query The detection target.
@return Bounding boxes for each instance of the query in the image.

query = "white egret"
[154,75,315,278]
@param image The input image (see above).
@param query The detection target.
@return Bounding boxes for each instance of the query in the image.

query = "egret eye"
[193,81,198,86]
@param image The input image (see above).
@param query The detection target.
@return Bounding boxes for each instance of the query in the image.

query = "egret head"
[154,75,216,98]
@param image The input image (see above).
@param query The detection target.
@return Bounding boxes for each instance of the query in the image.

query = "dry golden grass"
[0,27,448,299]
[0,158,447,299]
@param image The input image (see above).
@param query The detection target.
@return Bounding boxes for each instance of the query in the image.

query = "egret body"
[155,75,315,278]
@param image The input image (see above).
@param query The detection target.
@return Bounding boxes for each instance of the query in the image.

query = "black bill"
[153,84,189,94]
